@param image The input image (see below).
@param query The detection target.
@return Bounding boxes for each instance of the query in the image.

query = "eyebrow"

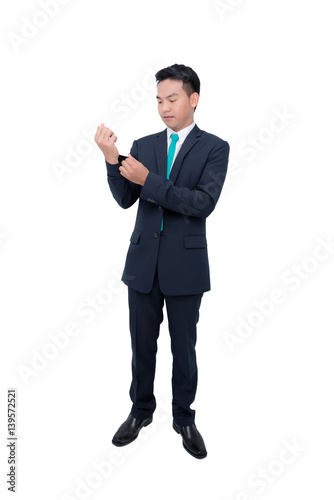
[156,93,179,99]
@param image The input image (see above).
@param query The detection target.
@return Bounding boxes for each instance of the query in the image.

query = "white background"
[1,0,334,499]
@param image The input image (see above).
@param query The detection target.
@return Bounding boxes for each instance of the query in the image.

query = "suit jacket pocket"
[184,235,207,249]
[130,230,141,244]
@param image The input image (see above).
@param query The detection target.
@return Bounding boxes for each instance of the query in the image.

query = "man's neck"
[169,120,195,133]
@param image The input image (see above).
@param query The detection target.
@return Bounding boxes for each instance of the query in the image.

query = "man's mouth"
[164,116,174,119]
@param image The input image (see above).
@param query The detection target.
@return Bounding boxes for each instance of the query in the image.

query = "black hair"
[155,64,200,111]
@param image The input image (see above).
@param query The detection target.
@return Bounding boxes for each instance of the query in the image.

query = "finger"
[128,153,137,162]
[107,134,117,146]
[95,124,109,143]
[122,156,135,167]
[101,128,112,142]
[119,166,129,179]
[105,132,117,146]
[101,127,115,143]
[121,161,132,173]
[94,124,104,142]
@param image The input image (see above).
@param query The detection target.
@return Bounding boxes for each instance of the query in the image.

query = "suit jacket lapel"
[169,124,201,183]
[154,129,168,178]
[154,124,202,183]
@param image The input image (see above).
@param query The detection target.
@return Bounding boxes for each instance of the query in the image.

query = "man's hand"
[119,154,149,186]
[94,124,119,164]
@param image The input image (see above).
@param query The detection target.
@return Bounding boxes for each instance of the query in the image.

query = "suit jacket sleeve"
[106,140,141,209]
[140,140,230,219]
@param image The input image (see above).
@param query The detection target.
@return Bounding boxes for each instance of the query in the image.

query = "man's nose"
[162,102,171,112]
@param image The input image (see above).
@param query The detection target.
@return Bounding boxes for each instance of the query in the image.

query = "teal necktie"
[161,133,179,231]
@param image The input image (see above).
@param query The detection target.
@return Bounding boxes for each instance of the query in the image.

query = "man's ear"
[191,92,200,109]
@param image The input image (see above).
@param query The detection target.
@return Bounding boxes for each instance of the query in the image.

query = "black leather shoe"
[173,421,207,459]
[112,414,153,447]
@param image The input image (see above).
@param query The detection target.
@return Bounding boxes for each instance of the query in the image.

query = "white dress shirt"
[166,121,196,171]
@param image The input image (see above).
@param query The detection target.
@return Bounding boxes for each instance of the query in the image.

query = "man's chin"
[163,121,179,131]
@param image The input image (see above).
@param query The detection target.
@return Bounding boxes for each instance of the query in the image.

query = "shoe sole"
[173,422,207,459]
[112,416,153,447]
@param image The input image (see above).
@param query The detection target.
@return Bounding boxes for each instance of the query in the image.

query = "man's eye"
[169,100,175,103]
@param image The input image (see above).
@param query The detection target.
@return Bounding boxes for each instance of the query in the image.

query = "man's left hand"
[119,154,149,186]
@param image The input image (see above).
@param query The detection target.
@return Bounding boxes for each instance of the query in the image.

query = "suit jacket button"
[158,206,162,211]
[154,232,159,238]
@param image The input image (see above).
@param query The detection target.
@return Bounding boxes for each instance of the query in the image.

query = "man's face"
[156,79,199,132]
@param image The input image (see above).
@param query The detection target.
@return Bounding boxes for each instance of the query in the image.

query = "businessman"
[94,64,230,459]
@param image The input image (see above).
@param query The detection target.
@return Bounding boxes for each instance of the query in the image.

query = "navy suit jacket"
[106,124,230,295]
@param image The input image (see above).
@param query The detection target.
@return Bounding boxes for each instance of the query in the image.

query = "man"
[94,64,229,459]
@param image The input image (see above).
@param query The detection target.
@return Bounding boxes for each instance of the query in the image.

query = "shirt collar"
[167,121,196,143]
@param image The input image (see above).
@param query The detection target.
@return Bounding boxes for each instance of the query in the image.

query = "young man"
[95,64,230,459]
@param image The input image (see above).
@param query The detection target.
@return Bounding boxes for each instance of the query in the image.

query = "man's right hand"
[94,124,120,164]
